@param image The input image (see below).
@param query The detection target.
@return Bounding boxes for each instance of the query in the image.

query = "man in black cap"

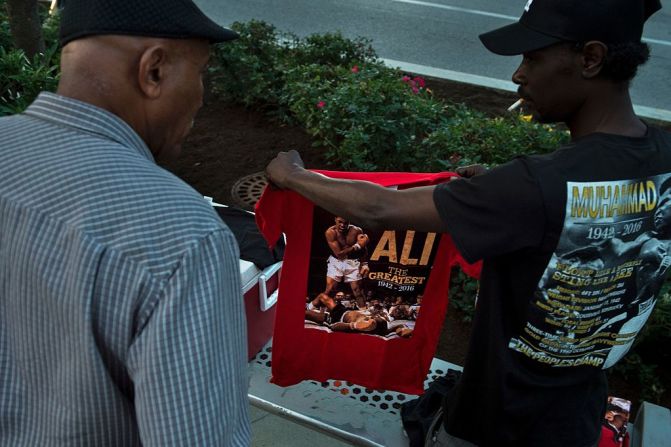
[265,0,669,445]
[0,1,250,445]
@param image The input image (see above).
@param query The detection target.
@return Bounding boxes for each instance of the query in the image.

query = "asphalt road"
[197,0,671,116]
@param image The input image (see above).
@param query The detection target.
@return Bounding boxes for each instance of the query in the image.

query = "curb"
[382,58,671,124]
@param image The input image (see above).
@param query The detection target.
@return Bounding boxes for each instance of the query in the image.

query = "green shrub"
[449,269,479,322]
[208,20,569,172]
[208,20,378,113]
[0,45,59,115]
[283,63,448,170]
[1,0,59,52]
[613,291,671,403]
[612,353,666,403]
[420,106,568,171]
[209,20,290,108]
[40,6,61,48]
[283,65,569,171]
[637,289,671,350]
[0,0,12,51]
[289,32,377,67]
[0,3,60,115]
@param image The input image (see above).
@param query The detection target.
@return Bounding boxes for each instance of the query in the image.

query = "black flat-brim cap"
[478,0,663,56]
[59,0,239,46]
[479,22,564,56]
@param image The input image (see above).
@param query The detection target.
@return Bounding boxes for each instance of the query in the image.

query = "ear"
[137,45,168,99]
[581,41,608,79]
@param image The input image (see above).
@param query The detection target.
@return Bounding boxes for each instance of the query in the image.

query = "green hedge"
[283,63,452,170]
[0,0,60,116]
[209,21,568,172]
[208,20,377,115]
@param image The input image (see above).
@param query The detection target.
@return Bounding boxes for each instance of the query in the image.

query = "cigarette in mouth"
[507,98,524,112]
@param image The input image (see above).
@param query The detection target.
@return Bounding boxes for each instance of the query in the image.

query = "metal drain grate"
[231,172,268,209]
[250,344,456,416]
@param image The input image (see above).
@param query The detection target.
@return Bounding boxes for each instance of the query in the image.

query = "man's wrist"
[283,165,304,189]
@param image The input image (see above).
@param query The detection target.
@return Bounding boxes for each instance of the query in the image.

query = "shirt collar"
[23,92,155,163]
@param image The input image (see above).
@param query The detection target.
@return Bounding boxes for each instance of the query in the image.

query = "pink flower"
[402,75,411,83]
[316,101,326,109]
[351,65,359,73]
[414,76,426,88]
[412,87,419,94]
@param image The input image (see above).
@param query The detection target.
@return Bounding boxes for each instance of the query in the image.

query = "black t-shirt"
[433,127,671,446]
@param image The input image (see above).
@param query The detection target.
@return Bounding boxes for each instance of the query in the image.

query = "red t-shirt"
[256,171,480,394]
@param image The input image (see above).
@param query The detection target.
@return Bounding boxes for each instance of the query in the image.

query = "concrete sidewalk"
[251,407,352,446]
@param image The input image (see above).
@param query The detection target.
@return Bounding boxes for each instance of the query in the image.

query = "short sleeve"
[433,159,546,263]
[127,229,251,446]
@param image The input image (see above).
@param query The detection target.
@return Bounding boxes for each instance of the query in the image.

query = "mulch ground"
[159,77,670,410]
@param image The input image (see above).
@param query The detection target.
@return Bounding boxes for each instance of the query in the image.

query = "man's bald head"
[58,36,210,160]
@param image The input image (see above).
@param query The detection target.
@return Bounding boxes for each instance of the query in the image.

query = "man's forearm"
[286,168,391,230]
[266,150,447,232]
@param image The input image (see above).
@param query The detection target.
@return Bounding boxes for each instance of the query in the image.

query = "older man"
[0,0,249,445]
[266,1,669,446]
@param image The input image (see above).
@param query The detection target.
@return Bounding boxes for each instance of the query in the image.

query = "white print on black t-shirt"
[509,175,670,369]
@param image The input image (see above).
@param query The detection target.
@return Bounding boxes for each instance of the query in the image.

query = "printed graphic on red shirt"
[509,175,670,368]
[304,207,438,339]
[256,170,481,393]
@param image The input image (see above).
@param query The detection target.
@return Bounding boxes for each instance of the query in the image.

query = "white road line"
[388,0,671,47]
[381,58,671,123]
[389,0,517,21]
[643,37,671,47]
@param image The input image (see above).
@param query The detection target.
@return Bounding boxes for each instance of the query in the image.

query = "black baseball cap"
[59,0,239,46]
[479,0,662,55]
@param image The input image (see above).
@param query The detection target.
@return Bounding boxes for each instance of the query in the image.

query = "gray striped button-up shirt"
[0,93,251,446]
